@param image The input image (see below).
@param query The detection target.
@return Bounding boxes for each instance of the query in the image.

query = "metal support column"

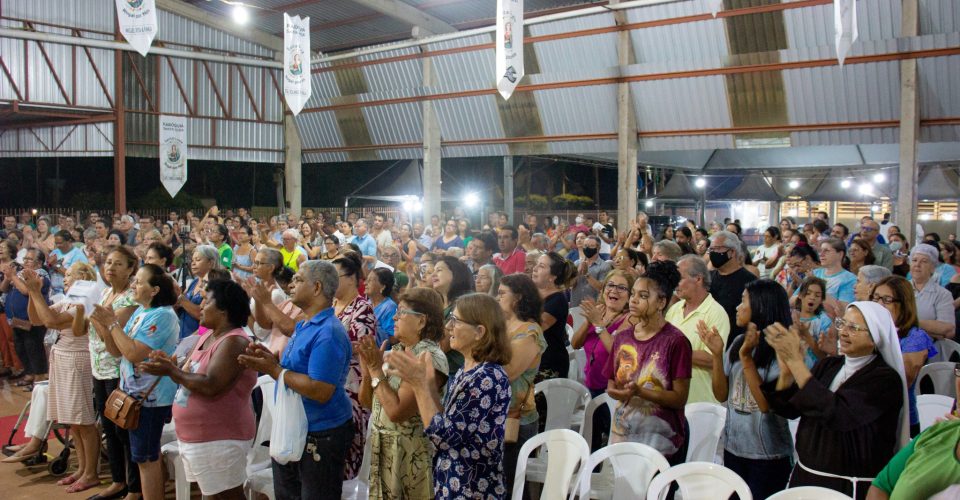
[422,54,442,220]
[284,114,303,217]
[503,156,514,224]
[897,0,920,245]
[113,21,126,214]
[613,0,638,233]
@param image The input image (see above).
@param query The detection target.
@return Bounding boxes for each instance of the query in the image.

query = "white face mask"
[575,217,583,224]
[889,241,902,253]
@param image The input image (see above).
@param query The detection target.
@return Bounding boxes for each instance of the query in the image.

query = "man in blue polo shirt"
[349,218,377,264]
[238,260,353,500]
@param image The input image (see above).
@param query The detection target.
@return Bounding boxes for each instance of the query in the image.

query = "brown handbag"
[103,377,161,430]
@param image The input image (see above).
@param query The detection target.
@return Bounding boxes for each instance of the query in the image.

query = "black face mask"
[583,247,598,258]
[709,249,731,268]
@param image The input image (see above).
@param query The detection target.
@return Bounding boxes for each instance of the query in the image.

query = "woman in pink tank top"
[141,279,256,498]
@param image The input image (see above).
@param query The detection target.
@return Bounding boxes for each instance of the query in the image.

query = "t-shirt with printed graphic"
[602,322,692,459]
[120,305,179,407]
[88,287,137,380]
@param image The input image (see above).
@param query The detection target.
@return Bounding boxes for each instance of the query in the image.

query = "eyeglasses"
[605,282,630,293]
[446,315,478,329]
[834,318,870,334]
[871,294,899,305]
[860,227,877,233]
[395,308,424,319]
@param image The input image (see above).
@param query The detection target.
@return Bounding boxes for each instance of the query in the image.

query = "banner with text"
[834,0,858,65]
[115,0,157,57]
[496,0,524,100]
[283,13,312,115]
[159,115,188,198]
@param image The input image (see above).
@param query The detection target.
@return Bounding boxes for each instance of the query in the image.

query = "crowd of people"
[0,206,958,500]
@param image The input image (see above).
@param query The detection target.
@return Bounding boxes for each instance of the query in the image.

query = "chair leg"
[173,456,190,500]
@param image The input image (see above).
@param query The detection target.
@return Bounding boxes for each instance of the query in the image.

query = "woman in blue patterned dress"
[385,293,512,500]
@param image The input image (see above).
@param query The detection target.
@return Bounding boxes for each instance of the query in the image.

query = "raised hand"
[606,381,634,402]
[383,349,432,387]
[696,320,724,355]
[739,322,760,359]
[764,322,803,362]
[579,298,606,327]
[355,336,388,374]
[21,269,42,293]
[818,324,838,356]
[90,304,118,329]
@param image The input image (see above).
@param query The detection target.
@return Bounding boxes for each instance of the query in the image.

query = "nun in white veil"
[762,301,909,500]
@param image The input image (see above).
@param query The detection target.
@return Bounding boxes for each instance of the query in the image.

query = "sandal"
[1,448,41,463]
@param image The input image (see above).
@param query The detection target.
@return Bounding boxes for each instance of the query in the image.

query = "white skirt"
[179,438,253,495]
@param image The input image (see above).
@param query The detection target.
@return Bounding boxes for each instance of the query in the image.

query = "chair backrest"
[569,306,586,334]
[535,378,591,431]
[685,402,726,463]
[932,339,960,363]
[356,417,375,483]
[766,486,853,499]
[567,348,587,383]
[646,462,752,500]
[513,429,590,500]
[247,375,276,474]
[917,394,955,432]
[579,393,616,446]
[573,442,669,500]
[917,362,956,397]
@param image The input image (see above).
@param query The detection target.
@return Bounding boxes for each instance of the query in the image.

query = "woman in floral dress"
[332,253,376,479]
[386,293,512,500]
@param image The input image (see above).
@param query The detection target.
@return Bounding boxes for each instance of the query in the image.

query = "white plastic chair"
[565,323,575,343]
[246,467,275,500]
[917,394,954,431]
[342,418,374,500]
[166,375,276,500]
[917,362,956,396]
[767,486,852,499]
[931,339,960,363]
[513,429,590,500]
[685,402,726,463]
[567,347,587,384]
[572,442,669,500]
[569,306,586,334]
[535,378,591,432]
[646,462,752,500]
[578,393,616,448]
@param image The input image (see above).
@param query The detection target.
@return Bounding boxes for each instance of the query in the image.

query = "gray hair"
[193,244,223,270]
[260,248,282,270]
[653,240,683,262]
[82,228,98,242]
[282,228,300,240]
[478,264,504,297]
[678,254,711,289]
[531,233,548,247]
[709,230,743,259]
[857,265,892,285]
[445,247,464,259]
[120,214,134,224]
[300,260,339,300]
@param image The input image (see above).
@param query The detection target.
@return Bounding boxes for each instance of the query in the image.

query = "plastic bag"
[269,369,308,464]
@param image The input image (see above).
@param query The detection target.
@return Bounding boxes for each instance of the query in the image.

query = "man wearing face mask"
[707,231,756,337]
[569,213,590,236]
[570,235,611,307]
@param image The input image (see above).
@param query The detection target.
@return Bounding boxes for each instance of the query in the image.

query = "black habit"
[764,356,903,500]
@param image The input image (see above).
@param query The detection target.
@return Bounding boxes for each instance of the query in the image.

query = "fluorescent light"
[788,180,800,189]
[694,177,706,189]
[840,179,851,189]
[873,173,886,183]
[232,4,250,25]
[919,213,932,221]
[645,200,654,208]
[858,183,873,196]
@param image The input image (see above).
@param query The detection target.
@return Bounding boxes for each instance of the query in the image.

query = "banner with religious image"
[283,13,312,115]
[496,0,524,100]
[115,0,157,57]
[159,115,188,198]
[834,0,858,65]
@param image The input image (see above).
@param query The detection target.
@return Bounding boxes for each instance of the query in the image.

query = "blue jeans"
[129,405,172,463]
[272,418,354,500]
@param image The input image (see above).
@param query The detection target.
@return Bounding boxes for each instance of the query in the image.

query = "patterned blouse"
[336,293,377,479]
[88,287,137,380]
[427,362,511,500]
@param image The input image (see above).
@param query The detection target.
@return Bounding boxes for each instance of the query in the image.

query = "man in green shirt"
[869,419,960,500]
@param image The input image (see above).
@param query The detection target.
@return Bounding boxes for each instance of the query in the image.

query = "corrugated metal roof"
[783,60,901,125]
[432,94,504,141]
[632,75,731,131]
[537,85,617,136]
[2,0,113,33]
[918,55,960,119]
[296,111,345,149]
[790,128,900,147]
[362,101,423,145]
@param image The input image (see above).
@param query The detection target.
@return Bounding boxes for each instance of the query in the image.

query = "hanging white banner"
[283,13,312,115]
[115,0,157,57]
[834,0,858,66]
[496,0,524,100]
[159,115,188,198]
[708,0,723,17]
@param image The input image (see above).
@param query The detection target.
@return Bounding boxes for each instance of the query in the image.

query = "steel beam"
[347,0,455,35]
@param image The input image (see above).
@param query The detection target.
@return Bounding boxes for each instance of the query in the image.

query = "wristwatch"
[371,376,382,390]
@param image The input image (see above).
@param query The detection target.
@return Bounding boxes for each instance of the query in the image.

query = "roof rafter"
[157,0,283,52]
[346,0,456,34]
